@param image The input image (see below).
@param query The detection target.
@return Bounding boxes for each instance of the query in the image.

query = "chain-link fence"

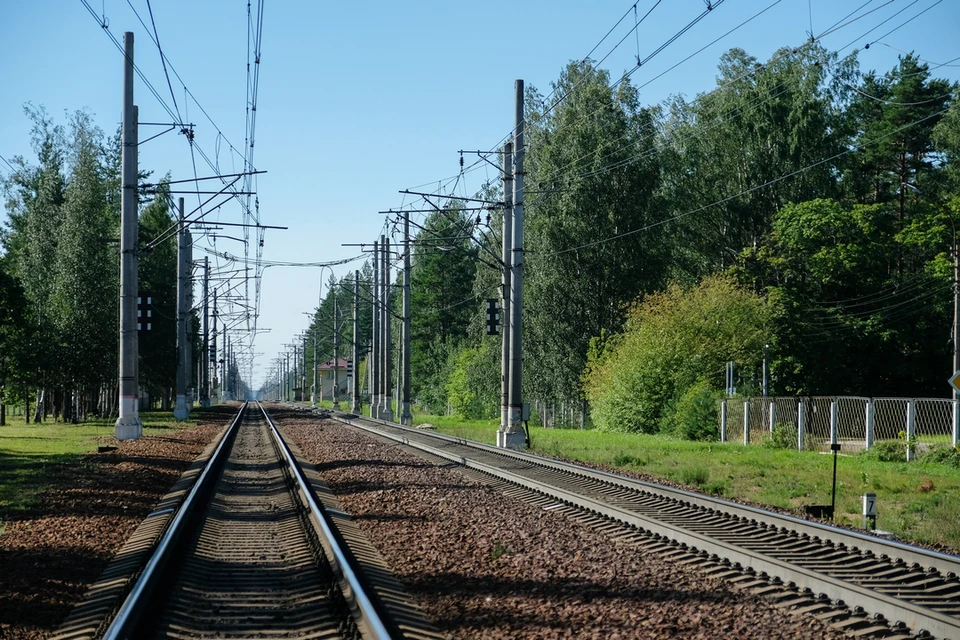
[720,395,959,460]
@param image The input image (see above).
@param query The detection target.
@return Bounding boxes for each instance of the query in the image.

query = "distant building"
[316,357,350,401]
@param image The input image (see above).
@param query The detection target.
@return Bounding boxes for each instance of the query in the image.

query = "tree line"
[6,43,959,437]
[307,44,959,435]
[0,106,210,423]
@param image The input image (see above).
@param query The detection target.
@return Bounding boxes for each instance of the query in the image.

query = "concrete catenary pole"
[379,236,387,418]
[115,32,143,439]
[954,230,960,446]
[497,142,514,447]
[294,343,300,402]
[505,79,526,447]
[333,296,341,410]
[301,332,307,400]
[185,230,193,406]
[174,197,189,419]
[401,211,412,425]
[352,270,360,413]
[225,334,231,401]
[371,240,380,418]
[380,236,387,418]
[311,327,318,406]
[200,257,210,407]
[212,289,218,404]
[382,236,394,421]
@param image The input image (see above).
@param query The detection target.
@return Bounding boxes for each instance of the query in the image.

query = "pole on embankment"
[174,197,189,419]
[116,31,142,439]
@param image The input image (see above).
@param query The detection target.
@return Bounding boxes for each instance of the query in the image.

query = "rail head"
[103,402,249,640]
[257,402,393,640]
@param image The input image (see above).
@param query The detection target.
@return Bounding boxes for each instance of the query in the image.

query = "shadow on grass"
[0,447,201,521]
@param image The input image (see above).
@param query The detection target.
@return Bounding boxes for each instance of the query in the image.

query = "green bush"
[764,422,797,449]
[445,347,484,419]
[668,380,721,441]
[920,445,960,467]
[583,274,770,434]
[860,438,907,463]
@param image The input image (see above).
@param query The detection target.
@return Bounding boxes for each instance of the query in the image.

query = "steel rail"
[257,402,393,640]
[330,411,960,640]
[345,410,960,573]
[103,402,248,640]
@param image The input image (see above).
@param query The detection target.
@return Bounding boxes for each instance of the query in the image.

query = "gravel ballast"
[279,411,850,639]
[0,412,227,640]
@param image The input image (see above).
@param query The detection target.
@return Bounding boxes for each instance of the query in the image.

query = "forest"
[0,108,208,423]
[309,44,960,435]
[3,43,959,436]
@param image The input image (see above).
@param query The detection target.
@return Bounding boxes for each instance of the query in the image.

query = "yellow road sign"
[949,370,960,393]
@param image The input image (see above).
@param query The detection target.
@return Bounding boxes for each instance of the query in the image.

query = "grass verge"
[0,410,209,521]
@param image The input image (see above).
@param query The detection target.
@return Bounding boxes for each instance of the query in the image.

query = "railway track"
[90,402,434,640]
[318,407,960,640]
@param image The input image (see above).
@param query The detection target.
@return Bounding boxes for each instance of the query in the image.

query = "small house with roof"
[315,357,350,401]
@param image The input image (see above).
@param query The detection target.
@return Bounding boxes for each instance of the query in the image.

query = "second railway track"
[317,406,960,640]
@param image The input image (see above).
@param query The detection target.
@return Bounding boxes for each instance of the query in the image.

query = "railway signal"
[137,292,153,332]
[486,299,500,335]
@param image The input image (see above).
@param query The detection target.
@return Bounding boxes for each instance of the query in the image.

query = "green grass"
[0,410,206,521]
[411,407,498,432]
[421,416,960,550]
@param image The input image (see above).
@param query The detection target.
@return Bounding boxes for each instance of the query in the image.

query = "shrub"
[583,274,770,433]
[920,445,960,467]
[668,380,721,441]
[860,438,907,463]
[445,347,484,418]
[764,422,797,449]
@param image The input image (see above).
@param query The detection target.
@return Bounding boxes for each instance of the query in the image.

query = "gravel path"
[280,412,850,640]
[0,410,228,640]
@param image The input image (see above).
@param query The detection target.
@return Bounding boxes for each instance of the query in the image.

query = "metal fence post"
[769,401,776,435]
[906,399,916,462]
[720,399,727,442]
[954,399,959,448]
[865,399,875,450]
[797,401,805,451]
[830,400,838,447]
[743,401,750,445]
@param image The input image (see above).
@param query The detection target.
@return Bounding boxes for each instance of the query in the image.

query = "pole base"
[382,409,394,423]
[497,429,526,450]
[200,399,210,408]
[115,418,143,440]
[401,403,412,426]
[173,395,189,420]
[115,396,143,440]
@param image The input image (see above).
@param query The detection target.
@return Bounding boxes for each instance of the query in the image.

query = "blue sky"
[2,1,959,387]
